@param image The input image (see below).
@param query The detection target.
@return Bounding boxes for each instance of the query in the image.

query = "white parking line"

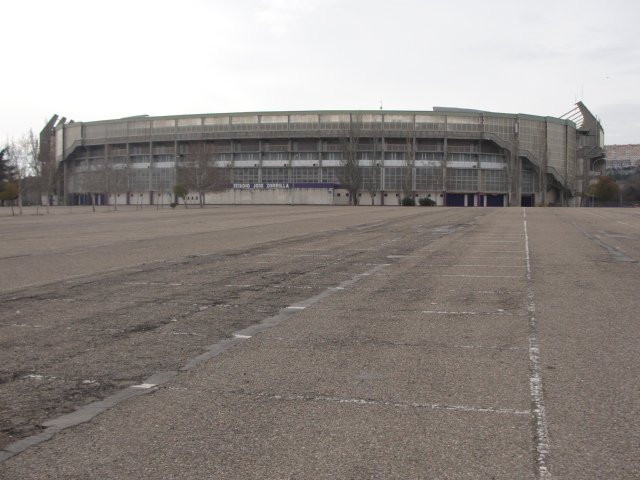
[430,256,524,260]
[455,344,524,351]
[469,250,524,253]
[471,241,523,243]
[523,208,551,479]
[131,383,157,389]
[422,310,526,316]
[252,392,530,416]
[437,274,522,278]
[420,265,527,268]
[447,289,520,294]
[582,210,640,229]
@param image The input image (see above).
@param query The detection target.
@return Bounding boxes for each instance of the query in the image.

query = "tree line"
[587,171,640,206]
[1,129,57,215]
[337,119,417,206]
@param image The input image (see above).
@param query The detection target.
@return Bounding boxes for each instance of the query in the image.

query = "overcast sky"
[2,0,639,144]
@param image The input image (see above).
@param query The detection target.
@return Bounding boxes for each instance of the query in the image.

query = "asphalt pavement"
[1,206,638,479]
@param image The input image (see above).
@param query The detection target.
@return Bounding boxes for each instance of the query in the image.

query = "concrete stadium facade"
[45,103,604,207]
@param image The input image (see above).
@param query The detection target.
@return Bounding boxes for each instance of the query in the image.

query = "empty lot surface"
[1,206,639,478]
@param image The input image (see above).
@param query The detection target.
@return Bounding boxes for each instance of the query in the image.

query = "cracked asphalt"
[1,205,639,479]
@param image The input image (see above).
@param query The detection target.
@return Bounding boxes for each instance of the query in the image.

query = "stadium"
[41,102,604,207]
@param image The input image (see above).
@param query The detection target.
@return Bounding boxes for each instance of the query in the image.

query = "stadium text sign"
[233,183,291,189]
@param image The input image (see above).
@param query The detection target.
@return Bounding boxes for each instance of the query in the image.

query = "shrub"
[169,202,177,209]
[419,197,436,206]
[401,197,415,206]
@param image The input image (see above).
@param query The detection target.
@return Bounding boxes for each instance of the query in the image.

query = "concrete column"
[62,161,68,206]
[564,124,570,206]
[380,137,386,194]
[477,142,482,199]
[506,149,520,207]
[442,137,448,203]
[149,141,153,205]
[515,155,522,206]
[412,136,417,194]
[287,139,292,183]
[126,143,131,205]
[173,140,178,198]
[511,117,522,206]
[105,144,110,206]
[541,121,549,206]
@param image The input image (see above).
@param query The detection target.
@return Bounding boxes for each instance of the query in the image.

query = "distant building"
[604,144,640,171]
[41,103,604,207]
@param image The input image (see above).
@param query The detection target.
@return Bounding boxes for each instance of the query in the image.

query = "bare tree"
[21,130,43,212]
[363,135,382,205]
[82,157,108,212]
[402,137,416,202]
[0,147,18,213]
[5,139,29,215]
[38,159,57,213]
[38,116,58,210]
[104,161,129,211]
[338,119,362,206]
[177,142,228,208]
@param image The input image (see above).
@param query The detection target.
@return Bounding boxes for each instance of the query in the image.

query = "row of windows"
[68,169,175,192]
[445,169,508,192]
[93,118,549,139]
[78,139,497,157]
[68,167,513,193]
[78,151,498,166]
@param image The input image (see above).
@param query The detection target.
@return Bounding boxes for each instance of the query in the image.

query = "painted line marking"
[273,285,316,289]
[428,256,524,259]
[233,334,252,339]
[420,264,527,268]
[0,323,46,328]
[437,274,522,278]
[287,306,306,310]
[422,310,526,317]
[523,208,551,479]
[259,253,332,257]
[251,392,529,416]
[447,289,520,294]
[455,345,524,351]
[471,241,523,244]
[570,222,638,264]
[582,209,640,229]
[468,250,524,253]
[0,263,391,464]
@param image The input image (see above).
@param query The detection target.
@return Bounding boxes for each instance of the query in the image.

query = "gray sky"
[2,0,640,144]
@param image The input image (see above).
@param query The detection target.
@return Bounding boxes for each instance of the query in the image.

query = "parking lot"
[1,206,639,478]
